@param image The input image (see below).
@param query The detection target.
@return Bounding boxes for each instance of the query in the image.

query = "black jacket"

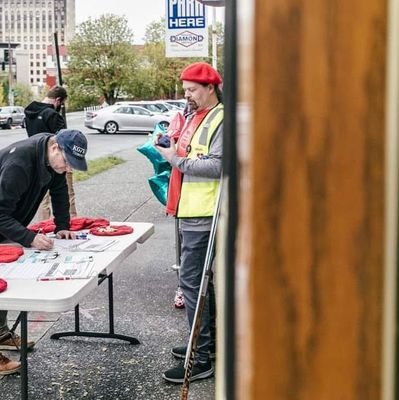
[0,133,70,247]
[24,101,66,136]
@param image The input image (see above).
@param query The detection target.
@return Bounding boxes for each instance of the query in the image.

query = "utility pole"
[197,0,224,70]
[53,32,66,125]
[7,19,14,106]
[211,7,217,70]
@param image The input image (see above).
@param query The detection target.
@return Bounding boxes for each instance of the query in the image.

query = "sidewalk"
[0,146,215,400]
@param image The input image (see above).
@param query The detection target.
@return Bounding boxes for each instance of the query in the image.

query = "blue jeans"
[179,230,216,364]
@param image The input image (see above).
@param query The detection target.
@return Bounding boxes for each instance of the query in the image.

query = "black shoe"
[162,360,214,383]
[171,344,216,360]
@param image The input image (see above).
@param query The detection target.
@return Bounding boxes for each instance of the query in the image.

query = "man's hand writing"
[31,233,54,250]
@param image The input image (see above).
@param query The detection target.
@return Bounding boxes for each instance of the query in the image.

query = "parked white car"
[84,104,170,134]
[115,101,180,118]
[164,99,186,110]
[0,106,25,129]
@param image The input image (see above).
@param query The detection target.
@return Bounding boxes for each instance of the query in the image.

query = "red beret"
[0,246,24,263]
[180,62,222,85]
[89,225,133,236]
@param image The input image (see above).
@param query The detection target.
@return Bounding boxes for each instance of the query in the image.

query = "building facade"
[0,0,75,91]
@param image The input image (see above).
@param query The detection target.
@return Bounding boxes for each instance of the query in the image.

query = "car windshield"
[0,107,12,114]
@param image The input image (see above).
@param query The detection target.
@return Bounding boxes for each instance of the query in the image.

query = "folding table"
[0,222,154,400]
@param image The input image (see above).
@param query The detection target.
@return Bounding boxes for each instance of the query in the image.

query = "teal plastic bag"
[137,140,170,175]
[148,170,170,206]
[137,123,170,175]
[137,123,171,205]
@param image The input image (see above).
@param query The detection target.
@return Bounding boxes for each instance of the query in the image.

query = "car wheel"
[104,121,118,134]
[6,118,12,129]
[159,121,170,130]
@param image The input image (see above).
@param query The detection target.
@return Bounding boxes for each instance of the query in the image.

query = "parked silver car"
[164,99,186,110]
[84,104,170,134]
[0,106,25,129]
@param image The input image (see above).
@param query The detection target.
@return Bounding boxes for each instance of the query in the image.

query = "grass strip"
[73,156,125,182]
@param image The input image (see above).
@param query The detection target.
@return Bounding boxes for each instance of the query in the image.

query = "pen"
[37,276,90,281]
[38,277,71,281]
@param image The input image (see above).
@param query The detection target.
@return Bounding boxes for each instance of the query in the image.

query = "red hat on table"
[0,246,24,263]
[180,62,222,85]
[0,279,7,293]
[0,246,24,293]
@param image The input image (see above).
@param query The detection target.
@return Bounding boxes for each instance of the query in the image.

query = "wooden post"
[233,0,388,398]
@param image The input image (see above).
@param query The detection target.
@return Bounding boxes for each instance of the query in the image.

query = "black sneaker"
[171,345,216,360]
[162,360,214,383]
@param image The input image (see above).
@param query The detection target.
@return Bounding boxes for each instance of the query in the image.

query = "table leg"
[20,311,28,400]
[50,273,139,344]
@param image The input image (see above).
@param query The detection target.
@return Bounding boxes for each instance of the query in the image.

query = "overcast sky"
[75,0,224,44]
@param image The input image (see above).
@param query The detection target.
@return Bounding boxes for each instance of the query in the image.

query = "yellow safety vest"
[177,104,224,218]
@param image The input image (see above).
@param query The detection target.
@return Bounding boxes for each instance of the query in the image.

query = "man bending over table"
[0,129,88,375]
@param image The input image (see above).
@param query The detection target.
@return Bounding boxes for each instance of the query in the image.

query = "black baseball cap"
[55,129,88,171]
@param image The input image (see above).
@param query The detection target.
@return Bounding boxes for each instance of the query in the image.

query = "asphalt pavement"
[0,144,215,399]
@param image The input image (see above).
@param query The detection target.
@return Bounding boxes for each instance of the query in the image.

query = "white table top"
[0,222,154,313]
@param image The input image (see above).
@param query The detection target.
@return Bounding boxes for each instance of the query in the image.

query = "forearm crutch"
[180,182,222,400]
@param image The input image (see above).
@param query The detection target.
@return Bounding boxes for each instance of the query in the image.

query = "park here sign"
[165,0,209,58]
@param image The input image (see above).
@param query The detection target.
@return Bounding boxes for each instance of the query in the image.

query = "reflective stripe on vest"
[177,104,224,218]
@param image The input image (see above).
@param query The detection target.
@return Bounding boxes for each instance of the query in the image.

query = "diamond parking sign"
[165,0,208,57]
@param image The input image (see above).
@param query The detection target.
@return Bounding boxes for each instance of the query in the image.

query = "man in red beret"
[156,62,223,383]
